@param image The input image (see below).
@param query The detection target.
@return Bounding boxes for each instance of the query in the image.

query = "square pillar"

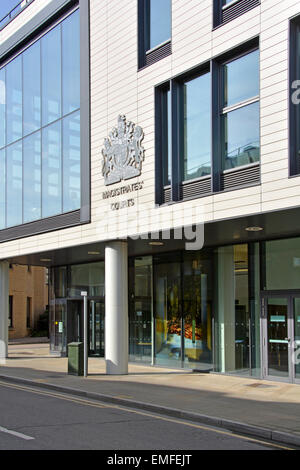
[105,241,128,375]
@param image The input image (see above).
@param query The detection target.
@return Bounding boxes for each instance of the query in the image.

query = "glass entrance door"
[89,300,105,357]
[262,293,300,383]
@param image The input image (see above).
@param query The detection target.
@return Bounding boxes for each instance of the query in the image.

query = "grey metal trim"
[0,210,81,243]
[0,0,35,32]
[0,0,77,63]
[79,0,91,223]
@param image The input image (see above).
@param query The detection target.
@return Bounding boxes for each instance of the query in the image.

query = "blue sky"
[0,0,20,20]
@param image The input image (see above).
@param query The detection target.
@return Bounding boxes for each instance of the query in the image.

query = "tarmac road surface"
[0,380,294,451]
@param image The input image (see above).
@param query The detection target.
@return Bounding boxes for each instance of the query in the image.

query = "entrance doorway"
[261,292,300,383]
[67,299,105,357]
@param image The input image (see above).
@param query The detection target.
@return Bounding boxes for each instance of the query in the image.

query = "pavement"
[8,337,49,345]
[1,343,300,448]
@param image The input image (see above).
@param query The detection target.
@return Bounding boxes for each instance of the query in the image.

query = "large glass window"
[6,141,22,228]
[154,254,182,368]
[129,257,153,363]
[183,72,211,180]
[23,42,41,135]
[69,262,105,298]
[264,238,300,290]
[222,50,260,170]
[214,244,260,376]
[63,111,81,212]
[23,131,41,223]
[6,56,22,146]
[138,0,172,68]
[148,0,171,50]
[0,9,80,230]
[290,18,300,175]
[153,251,213,371]
[42,26,62,126]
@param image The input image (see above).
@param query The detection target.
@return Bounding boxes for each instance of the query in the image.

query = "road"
[0,380,294,451]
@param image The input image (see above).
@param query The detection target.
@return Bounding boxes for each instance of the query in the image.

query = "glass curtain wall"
[153,251,213,370]
[182,252,213,370]
[214,244,260,376]
[0,9,80,229]
[129,257,153,363]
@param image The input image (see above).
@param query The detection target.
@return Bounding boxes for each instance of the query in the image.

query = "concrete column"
[0,262,9,363]
[105,241,128,375]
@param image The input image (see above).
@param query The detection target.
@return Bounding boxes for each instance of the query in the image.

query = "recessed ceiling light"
[245,226,263,232]
[88,251,100,255]
[149,241,164,246]
[40,258,52,262]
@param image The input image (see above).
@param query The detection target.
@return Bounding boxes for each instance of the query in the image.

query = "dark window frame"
[9,295,13,328]
[155,39,260,205]
[289,16,300,177]
[26,296,32,329]
[0,0,91,243]
[138,0,172,70]
[213,0,261,29]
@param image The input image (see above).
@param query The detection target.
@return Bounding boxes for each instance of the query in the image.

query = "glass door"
[263,297,290,380]
[293,297,300,383]
[89,300,105,357]
[261,293,300,383]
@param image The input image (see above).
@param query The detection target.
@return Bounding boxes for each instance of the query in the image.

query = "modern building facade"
[0,0,300,383]
[8,264,48,340]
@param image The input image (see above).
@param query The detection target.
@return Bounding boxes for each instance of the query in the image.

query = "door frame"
[261,290,300,384]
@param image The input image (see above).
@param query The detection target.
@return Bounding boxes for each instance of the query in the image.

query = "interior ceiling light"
[149,241,164,246]
[88,251,100,255]
[40,258,52,262]
[245,226,263,232]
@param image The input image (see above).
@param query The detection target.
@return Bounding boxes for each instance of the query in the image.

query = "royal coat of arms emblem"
[102,115,145,186]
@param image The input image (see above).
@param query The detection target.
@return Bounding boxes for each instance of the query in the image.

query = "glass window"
[23,41,41,135]
[0,149,5,229]
[6,141,22,227]
[222,50,260,170]
[215,243,260,378]
[23,131,41,223]
[129,257,153,363]
[182,252,213,370]
[264,238,300,290]
[154,255,182,368]
[291,21,300,175]
[63,111,81,212]
[0,69,5,149]
[42,121,62,218]
[62,10,80,114]
[224,101,260,170]
[149,0,171,50]
[161,87,171,187]
[0,9,81,230]
[224,50,259,108]
[183,72,211,180]
[41,25,62,126]
[215,245,250,374]
[6,56,22,145]
[69,262,105,298]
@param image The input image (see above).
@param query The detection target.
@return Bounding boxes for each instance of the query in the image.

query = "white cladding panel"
[0,0,299,259]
